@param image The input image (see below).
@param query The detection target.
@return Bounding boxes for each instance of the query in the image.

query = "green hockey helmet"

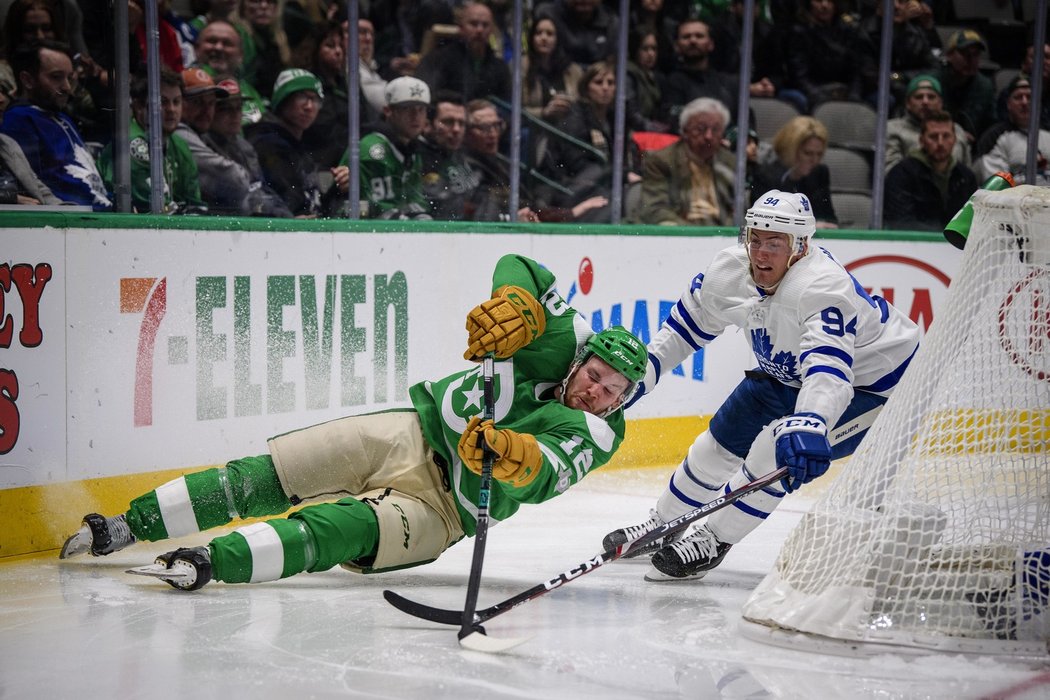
[585,326,647,383]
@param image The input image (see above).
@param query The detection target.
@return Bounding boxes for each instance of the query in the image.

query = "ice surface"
[1,467,1047,699]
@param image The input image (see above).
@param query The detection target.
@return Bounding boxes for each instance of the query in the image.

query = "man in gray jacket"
[884,74,971,174]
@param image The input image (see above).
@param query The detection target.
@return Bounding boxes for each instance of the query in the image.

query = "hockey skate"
[59,513,137,559]
[602,510,679,559]
[645,524,732,581]
[126,547,213,591]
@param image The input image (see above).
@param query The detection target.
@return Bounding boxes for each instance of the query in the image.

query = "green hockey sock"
[125,455,291,542]
[208,498,379,584]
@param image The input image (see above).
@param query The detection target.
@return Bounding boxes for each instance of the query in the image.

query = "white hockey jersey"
[643,244,920,427]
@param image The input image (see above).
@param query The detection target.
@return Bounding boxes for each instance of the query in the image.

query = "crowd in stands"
[0,0,1046,232]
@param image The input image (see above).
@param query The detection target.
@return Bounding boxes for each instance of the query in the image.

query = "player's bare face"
[747,230,793,290]
[563,356,630,415]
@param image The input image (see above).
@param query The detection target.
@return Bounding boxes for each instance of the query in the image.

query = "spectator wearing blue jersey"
[0,39,110,208]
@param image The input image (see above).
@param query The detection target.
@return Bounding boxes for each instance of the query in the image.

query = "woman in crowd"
[753,115,839,228]
[521,15,582,123]
[541,60,642,222]
[234,0,290,99]
[625,27,668,133]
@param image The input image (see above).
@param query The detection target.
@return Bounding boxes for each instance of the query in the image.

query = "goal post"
[740,186,1050,660]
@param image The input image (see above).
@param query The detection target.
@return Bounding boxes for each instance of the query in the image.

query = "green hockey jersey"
[409,254,626,536]
[355,129,428,218]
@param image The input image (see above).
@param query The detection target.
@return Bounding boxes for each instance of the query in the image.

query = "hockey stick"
[384,466,789,630]
[455,356,528,652]
[384,404,884,638]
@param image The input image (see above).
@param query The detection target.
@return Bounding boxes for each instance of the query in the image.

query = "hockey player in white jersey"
[606,189,921,581]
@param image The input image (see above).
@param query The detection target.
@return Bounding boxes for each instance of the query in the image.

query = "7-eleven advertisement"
[2,227,962,489]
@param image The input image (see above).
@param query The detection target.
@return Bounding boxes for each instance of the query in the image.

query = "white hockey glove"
[772,413,831,493]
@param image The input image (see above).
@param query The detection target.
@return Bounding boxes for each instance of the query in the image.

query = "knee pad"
[339,489,455,574]
[291,497,379,572]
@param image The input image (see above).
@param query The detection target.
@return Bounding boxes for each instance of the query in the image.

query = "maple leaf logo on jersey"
[750,328,799,382]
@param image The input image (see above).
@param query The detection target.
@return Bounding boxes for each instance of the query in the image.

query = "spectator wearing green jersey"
[60,254,648,593]
[331,75,432,219]
[98,67,206,214]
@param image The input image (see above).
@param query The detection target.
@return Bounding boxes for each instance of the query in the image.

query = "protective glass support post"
[346,2,361,219]
[732,0,757,228]
[609,0,630,225]
[869,0,896,230]
[143,0,165,214]
[1026,0,1047,187]
[508,1,524,221]
[112,0,131,213]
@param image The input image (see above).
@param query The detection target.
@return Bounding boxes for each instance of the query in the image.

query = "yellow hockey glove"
[463,285,546,361]
[457,416,544,489]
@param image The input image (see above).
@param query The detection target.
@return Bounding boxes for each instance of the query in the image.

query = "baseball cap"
[270,68,324,111]
[215,79,241,99]
[906,74,942,97]
[1006,74,1032,96]
[385,76,431,107]
[945,28,987,53]
[182,67,229,97]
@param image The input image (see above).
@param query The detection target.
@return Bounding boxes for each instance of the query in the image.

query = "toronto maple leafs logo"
[750,328,799,382]
[69,142,112,207]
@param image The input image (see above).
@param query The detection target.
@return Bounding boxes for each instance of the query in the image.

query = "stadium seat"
[831,191,872,229]
[823,147,871,194]
[812,101,877,152]
[751,98,800,141]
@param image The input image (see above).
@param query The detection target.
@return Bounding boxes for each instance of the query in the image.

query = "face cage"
[560,352,638,419]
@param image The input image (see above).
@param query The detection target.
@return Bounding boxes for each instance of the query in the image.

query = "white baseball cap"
[385,77,431,107]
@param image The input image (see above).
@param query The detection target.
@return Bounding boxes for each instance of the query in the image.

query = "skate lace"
[623,516,660,540]
[109,515,133,545]
[669,527,721,564]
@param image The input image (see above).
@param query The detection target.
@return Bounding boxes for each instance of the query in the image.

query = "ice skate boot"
[645,524,732,581]
[126,547,213,591]
[59,513,137,559]
[602,510,678,559]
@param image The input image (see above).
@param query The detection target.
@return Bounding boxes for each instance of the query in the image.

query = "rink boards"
[0,213,960,556]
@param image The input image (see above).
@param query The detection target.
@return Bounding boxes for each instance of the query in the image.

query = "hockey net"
[741,186,1050,659]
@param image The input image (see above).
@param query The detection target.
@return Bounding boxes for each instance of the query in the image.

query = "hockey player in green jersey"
[59,254,647,591]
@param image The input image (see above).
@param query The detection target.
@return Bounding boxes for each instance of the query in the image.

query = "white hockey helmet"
[742,190,817,256]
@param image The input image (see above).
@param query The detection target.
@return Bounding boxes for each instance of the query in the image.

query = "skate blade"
[59,527,91,559]
[125,563,195,583]
[643,566,711,582]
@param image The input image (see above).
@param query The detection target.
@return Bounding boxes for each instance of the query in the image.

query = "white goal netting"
[741,186,1050,659]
